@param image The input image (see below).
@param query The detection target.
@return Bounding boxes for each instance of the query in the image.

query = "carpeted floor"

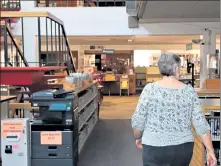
[78,119,142,166]
[78,96,142,166]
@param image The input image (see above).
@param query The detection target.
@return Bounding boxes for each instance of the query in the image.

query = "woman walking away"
[131,53,217,166]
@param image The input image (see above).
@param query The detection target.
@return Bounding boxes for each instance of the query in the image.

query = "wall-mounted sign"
[102,49,115,54]
[186,43,192,51]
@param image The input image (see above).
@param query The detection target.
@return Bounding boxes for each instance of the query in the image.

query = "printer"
[30,89,79,166]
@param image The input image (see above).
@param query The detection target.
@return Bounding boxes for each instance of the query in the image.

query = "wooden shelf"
[195,89,220,96]
[78,94,97,113]
[79,113,98,154]
[76,80,97,94]
[77,82,99,154]
[9,103,39,110]
[79,106,97,131]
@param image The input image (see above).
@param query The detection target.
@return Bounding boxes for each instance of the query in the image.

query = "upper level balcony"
[1,0,21,11]
[37,0,83,7]
[89,0,125,7]
[36,0,125,7]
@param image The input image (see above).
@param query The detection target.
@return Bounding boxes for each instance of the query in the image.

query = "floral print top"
[132,82,210,146]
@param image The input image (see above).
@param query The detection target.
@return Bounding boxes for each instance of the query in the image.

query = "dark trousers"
[142,142,194,166]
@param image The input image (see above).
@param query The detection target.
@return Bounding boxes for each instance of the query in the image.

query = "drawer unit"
[31,131,78,166]
[31,159,74,166]
[31,145,73,159]
[31,131,77,158]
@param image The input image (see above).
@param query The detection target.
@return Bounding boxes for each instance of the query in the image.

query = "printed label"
[40,131,62,145]
[2,121,23,138]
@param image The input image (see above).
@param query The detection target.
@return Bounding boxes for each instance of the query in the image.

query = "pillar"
[78,46,86,72]
[200,29,216,88]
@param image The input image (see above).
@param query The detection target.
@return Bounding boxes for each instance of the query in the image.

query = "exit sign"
[102,49,115,54]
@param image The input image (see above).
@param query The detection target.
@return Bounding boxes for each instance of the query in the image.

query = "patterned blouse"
[131,82,210,146]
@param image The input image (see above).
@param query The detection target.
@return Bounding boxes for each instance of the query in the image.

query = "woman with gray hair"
[132,53,216,166]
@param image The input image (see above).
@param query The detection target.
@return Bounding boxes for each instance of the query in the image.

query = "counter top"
[0,96,17,103]
[195,89,220,96]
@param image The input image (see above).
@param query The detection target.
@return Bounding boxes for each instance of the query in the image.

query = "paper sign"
[121,80,128,89]
[1,121,23,138]
[41,131,62,145]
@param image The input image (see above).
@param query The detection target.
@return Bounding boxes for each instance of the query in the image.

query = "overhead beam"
[139,18,220,23]
[140,22,220,35]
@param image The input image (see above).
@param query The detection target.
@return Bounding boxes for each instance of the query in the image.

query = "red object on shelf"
[1,17,20,23]
[0,66,67,85]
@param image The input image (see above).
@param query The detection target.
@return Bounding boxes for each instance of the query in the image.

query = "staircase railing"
[1,12,77,118]
[1,20,28,67]
[1,20,29,119]
[1,11,76,72]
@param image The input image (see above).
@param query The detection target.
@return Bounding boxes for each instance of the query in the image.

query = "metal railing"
[36,0,126,7]
[37,0,84,7]
[1,11,76,72]
[39,16,76,72]
[1,22,28,67]
[1,0,21,11]
[88,0,126,7]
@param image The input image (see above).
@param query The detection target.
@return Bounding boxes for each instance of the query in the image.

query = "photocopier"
[30,89,79,166]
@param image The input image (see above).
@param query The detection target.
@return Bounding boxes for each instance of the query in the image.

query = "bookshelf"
[135,67,146,90]
[204,106,220,166]
[190,106,220,166]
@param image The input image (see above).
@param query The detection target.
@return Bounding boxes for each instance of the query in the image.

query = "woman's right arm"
[191,90,216,166]
[200,132,217,166]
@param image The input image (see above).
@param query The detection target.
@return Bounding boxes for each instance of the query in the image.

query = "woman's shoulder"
[184,84,196,92]
[143,83,155,91]
[185,84,199,97]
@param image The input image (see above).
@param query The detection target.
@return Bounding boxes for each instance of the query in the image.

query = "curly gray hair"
[157,53,181,76]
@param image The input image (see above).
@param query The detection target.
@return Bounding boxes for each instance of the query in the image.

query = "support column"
[13,1,38,66]
[200,29,216,88]
[78,46,86,73]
